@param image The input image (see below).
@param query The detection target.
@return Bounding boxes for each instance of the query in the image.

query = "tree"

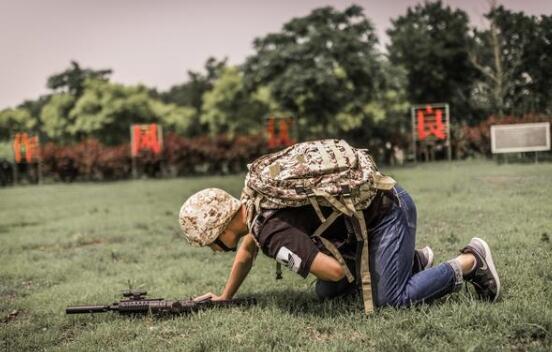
[68,79,156,143]
[469,2,542,116]
[342,60,410,149]
[40,79,198,144]
[201,66,269,136]
[526,14,552,114]
[387,1,477,122]
[0,97,50,141]
[151,100,197,137]
[470,4,552,116]
[17,95,51,126]
[244,5,382,137]
[40,94,76,141]
[0,107,37,138]
[47,61,112,98]
[161,57,227,110]
[159,57,227,136]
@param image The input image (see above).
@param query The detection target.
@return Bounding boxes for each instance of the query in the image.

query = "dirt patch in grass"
[22,235,126,252]
[476,175,547,186]
[305,326,334,342]
[2,310,20,324]
[0,290,18,302]
[0,221,40,233]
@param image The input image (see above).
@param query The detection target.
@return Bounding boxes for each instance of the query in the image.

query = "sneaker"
[413,246,434,273]
[460,237,500,302]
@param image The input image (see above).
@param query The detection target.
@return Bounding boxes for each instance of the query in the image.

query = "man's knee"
[315,278,353,300]
[375,291,414,308]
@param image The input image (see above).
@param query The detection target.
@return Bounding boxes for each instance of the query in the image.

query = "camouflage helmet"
[178,188,241,247]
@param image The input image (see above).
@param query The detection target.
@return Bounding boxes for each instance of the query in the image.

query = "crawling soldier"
[179,140,500,309]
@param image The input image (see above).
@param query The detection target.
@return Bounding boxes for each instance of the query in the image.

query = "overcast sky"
[1,0,550,110]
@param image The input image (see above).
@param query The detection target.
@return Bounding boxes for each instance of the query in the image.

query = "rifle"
[66,290,256,316]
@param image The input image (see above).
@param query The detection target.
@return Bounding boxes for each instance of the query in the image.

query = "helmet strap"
[213,238,237,252]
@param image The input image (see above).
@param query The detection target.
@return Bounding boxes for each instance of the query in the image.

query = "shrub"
[41,139,131,181]
[163,133,265,176]
[39,134,267,181]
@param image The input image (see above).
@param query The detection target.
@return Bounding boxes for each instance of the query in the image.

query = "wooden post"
[10,131,18,185]
[130,125,137,179]
[37,133,42,185]
[445,104,452,161]
[411,107,417,163]
[37,161,42,184]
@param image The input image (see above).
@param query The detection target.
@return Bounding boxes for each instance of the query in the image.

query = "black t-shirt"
[253,192,391,278]
[255,207,343,277]
[255,205,376,278]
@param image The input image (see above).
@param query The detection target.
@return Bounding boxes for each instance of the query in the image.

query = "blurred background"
[1,0,551,184]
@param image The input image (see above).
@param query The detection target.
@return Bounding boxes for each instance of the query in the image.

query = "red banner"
[415,105,447,141]
[12,133,39,163]
[266,117,294,149]
[131,124,163,157]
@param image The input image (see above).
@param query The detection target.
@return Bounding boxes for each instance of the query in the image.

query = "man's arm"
[309,252,346,282]
[220,234,258,299]
[194,234,258,301]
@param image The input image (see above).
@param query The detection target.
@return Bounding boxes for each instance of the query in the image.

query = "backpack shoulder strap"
[311,210,355,283]
[351,209,374,314]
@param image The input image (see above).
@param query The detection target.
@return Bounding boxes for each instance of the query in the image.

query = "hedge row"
[5,115,551,183]
[39,133,266,181]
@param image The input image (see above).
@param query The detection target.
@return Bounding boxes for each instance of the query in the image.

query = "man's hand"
[193,292,228,302]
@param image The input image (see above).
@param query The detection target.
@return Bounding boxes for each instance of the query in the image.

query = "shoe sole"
[473,237,501,302]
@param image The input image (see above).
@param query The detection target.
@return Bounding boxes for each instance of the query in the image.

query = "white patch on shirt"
[276,246,302,273]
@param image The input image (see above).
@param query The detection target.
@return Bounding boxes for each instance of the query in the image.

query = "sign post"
[411,104,451,162]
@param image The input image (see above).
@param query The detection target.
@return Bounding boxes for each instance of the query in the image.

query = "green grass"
[1,160,551,351]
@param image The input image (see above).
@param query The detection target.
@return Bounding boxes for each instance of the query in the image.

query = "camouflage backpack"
[241,139,396,314]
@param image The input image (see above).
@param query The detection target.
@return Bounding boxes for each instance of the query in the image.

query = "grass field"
[1,160,551,351]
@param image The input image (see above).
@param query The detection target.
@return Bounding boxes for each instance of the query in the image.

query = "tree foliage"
[40,93,76,141]
[244,5,382,137]
[470,4,552,116]
[160,57,226,110]
[387,0,477,121]
[40,80,197,144]
[0,106,37,137]
[201,66,269,136]
[47,61,112,98]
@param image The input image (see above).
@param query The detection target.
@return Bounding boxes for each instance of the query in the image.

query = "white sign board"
[491,122,551,154]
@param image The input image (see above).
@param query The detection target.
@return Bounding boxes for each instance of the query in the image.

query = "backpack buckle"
[295,186,314,196]
[341,185,351,197]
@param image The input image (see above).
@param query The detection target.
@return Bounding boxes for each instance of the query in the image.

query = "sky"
[1,0,551,110]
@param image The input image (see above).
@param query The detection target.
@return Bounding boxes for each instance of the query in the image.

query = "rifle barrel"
[66,305,112,314]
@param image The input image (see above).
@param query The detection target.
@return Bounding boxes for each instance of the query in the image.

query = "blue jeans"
[316,186,459,307]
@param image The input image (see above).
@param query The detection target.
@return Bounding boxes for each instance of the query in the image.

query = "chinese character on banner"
[131,124,163,157]
[266,117,295,149]
[416,105,447,141]
[12,133,40,163]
